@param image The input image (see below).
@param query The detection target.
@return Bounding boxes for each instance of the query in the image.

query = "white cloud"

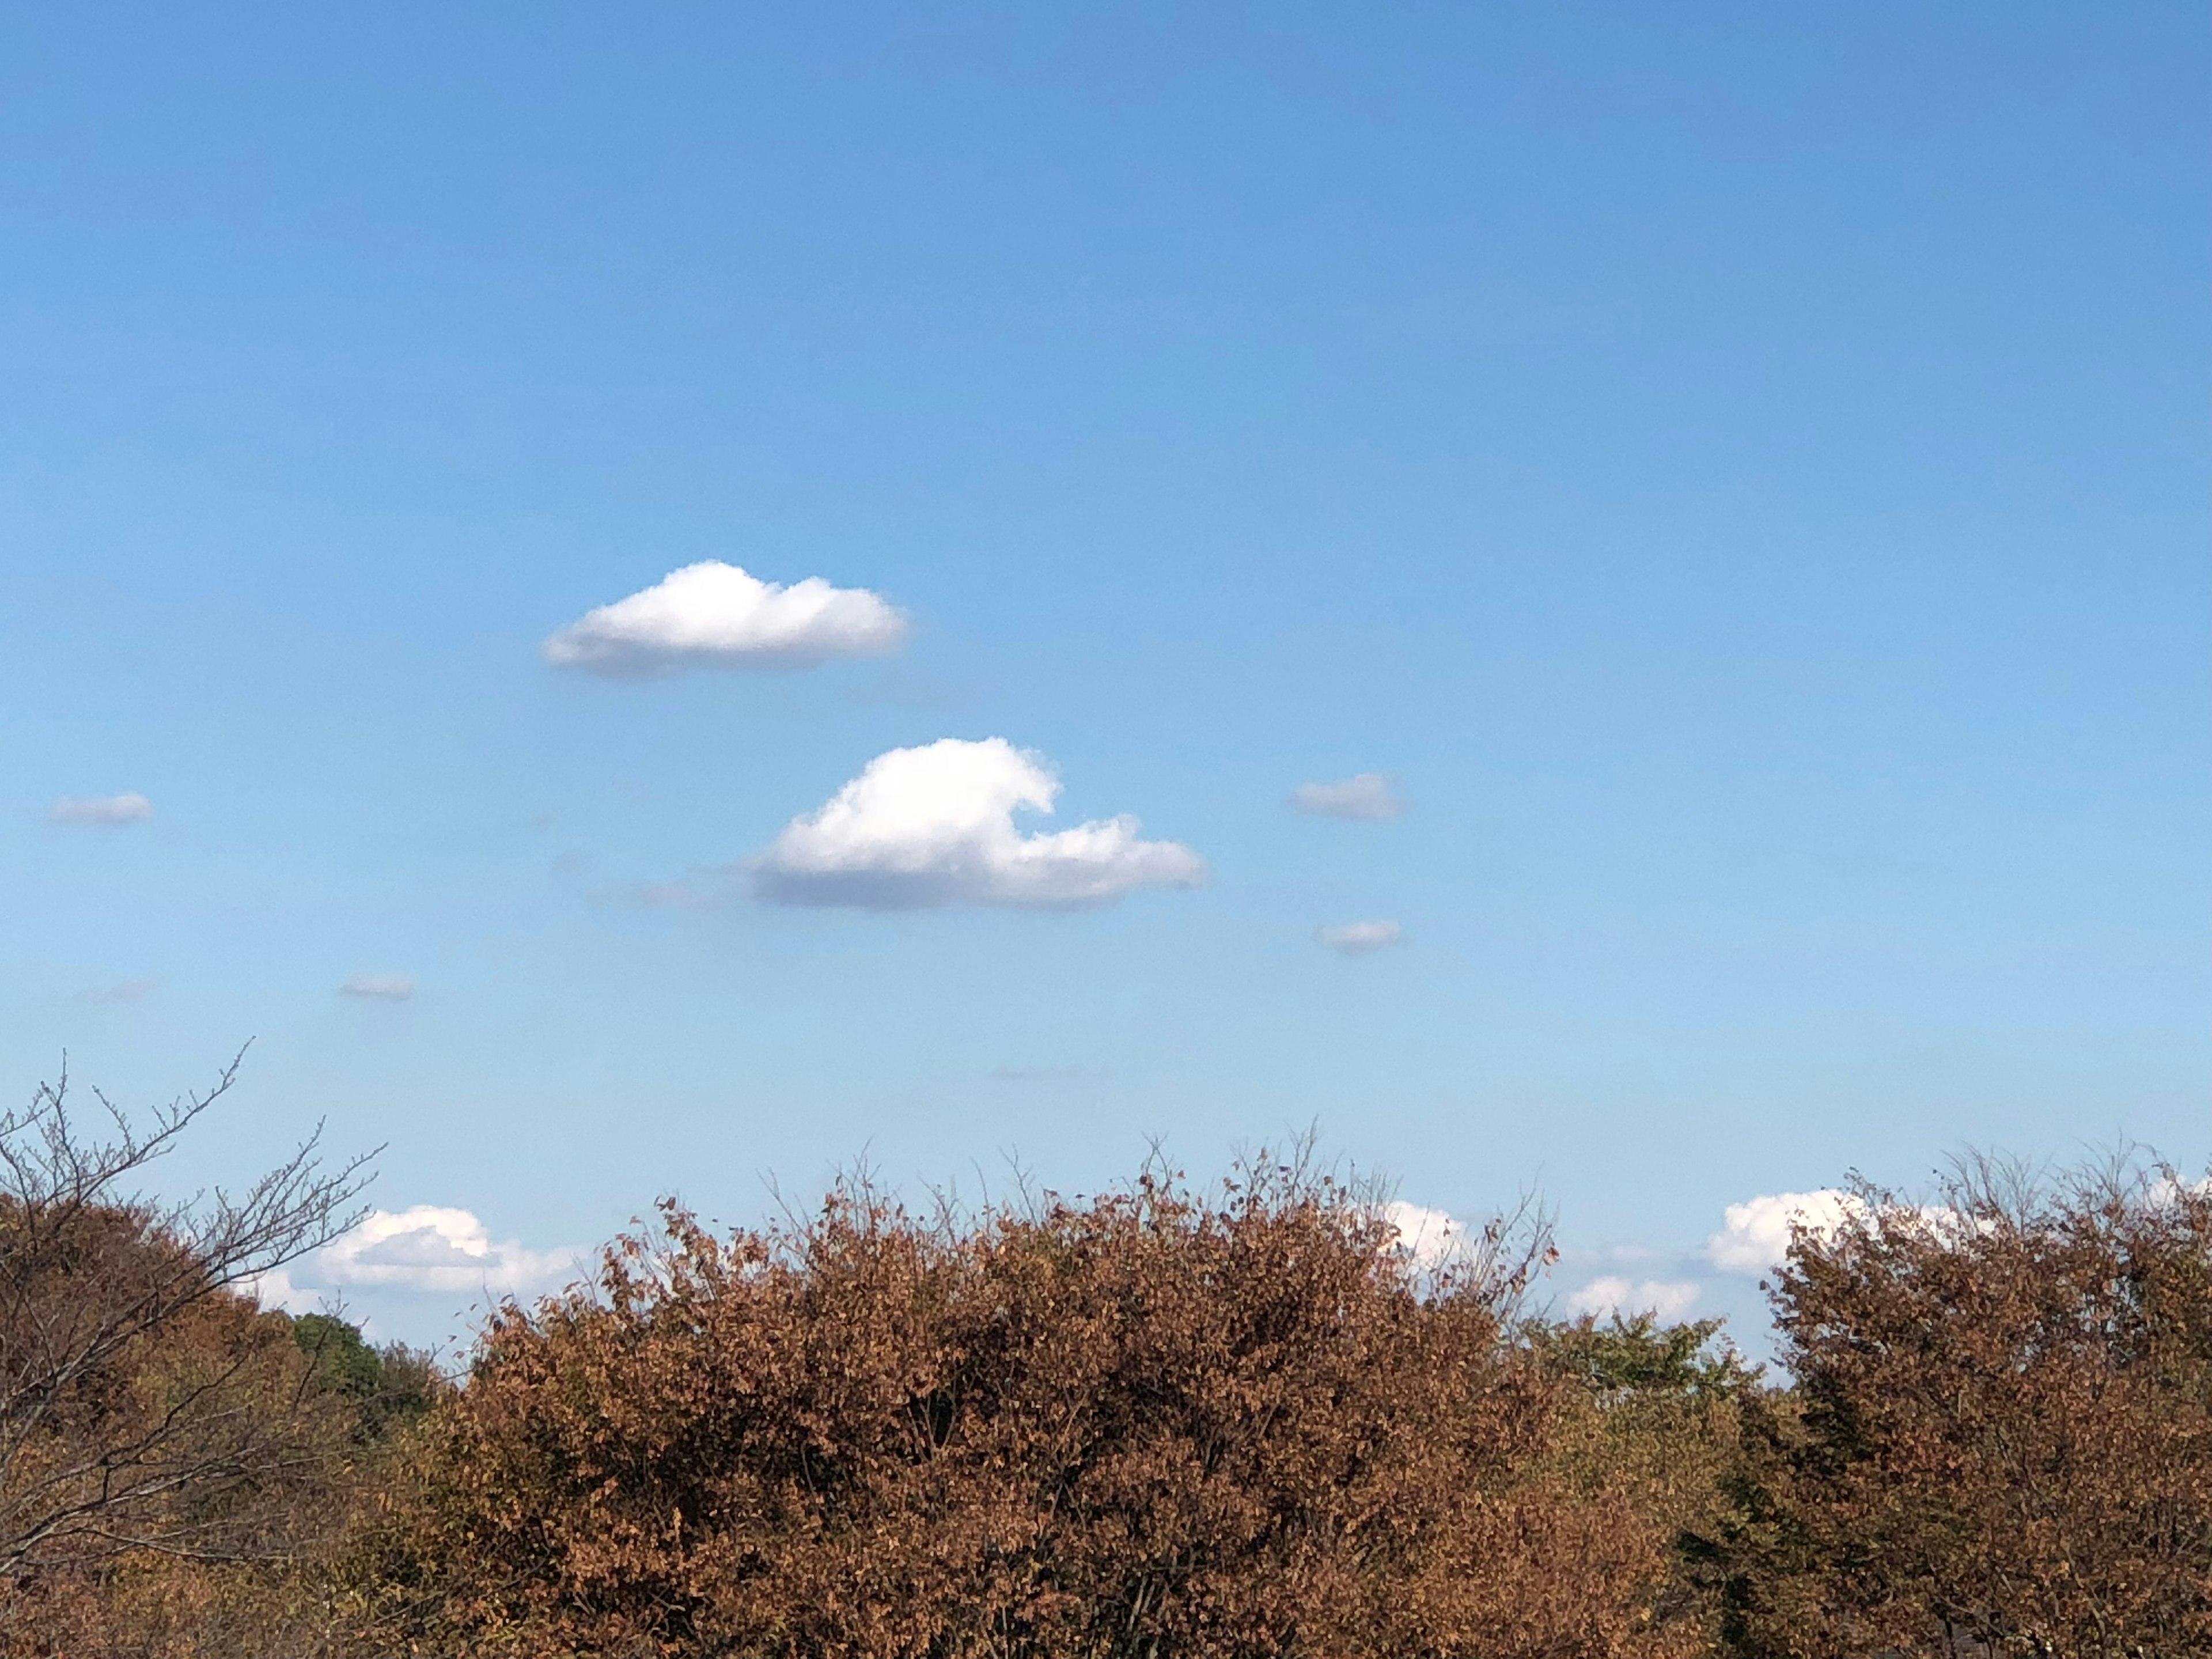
[1289,773,1404,821]
[1316,919,1403,955]
[1709,1188,1999,1276]
[1382,1200,1465,1270]
[243,1264,317,1316]
[751,737,1206,910]
[1565,1276,1702,1321]
[50,792,152,826]
[1705,1189,1865,1274]
[543,561,907,675]
[318,1206,580,1297]
[339,973,417,1001]
[2150,1173,2212,1207]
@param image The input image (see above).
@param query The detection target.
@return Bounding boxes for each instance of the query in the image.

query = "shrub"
[391,1157,1699,1658]
[1705,1157,2212,1656]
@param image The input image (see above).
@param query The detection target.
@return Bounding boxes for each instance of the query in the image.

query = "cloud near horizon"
[1705,1189,1863,1274]
[1381,1200,1464,1269]
[543,561,907,674]
[1708,1188,1984,1276]
[1289,772,1404,820]
[1315,919,1403,956]
[750,737,1206,910]
[317,1206,581,1296]
[246,1208,582,1334]
[50,792,152,826]
[1565,1275,1702,1320]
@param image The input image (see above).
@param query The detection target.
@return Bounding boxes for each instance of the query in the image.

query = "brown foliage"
[15,1058,2209,1659]
[0,1057,377,1656]
[387,1157,1696,1658]
[1704,1157,2212,1657]
[0,1272,380,1658]
[0,1055,370,1584]
[1534,1315,1764,1639]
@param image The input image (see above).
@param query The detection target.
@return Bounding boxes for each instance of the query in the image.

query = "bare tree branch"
[0,1050,376,1578]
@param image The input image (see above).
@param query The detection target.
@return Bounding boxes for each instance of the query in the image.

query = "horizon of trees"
[2,1060,2207,1657]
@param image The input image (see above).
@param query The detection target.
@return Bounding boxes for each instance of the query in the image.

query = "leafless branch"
[0,1050,375,1578]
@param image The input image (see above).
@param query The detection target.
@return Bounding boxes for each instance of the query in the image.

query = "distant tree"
[293,1313,384,1400]
[1537,1312,1750,1404]
[1535,1313,1766,1646]
[290,1314,442,1445]
[0,1052,372,1587]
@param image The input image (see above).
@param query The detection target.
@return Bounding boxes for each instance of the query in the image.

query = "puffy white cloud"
[1382,1200,1465,1270]
[50,792,152,826]
[1289,773,1404,821]
[1705,1189,1865,1274]
[543,561,907,674]
[1565,1276,1702,1321]
[339,973,417,1001]
[319,1206,579,1297]
[751,737,1206,910]
[1315,920,1403,956]
[1709,1188,1999,1276]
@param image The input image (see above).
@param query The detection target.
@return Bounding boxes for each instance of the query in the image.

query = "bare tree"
[0,1049,373,1580]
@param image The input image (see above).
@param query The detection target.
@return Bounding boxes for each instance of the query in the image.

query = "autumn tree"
[386,1154,1701,1658]
[1703,1156,2212,1657]
[0,1054,372,1596]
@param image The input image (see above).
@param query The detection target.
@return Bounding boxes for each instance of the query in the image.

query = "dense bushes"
[1692,1159,2212,1656]
[388,1162,1689,1657]
[4,1067,2210,1656]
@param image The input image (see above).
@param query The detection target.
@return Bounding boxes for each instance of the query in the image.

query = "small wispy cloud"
[1289,773,1404,821]
[543,561,907,675]
[50,792,152,827]
[79,978,159,1005]
[1315,919,1404,956]
[339,973,418,1001]
[1565,1276,1702,1321]
[752,737,1205,910]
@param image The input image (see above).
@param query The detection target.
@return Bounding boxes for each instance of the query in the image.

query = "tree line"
[2,1060,2207,1656]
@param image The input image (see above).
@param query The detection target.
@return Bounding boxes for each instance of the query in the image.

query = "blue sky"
[4,3,2206,1345]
